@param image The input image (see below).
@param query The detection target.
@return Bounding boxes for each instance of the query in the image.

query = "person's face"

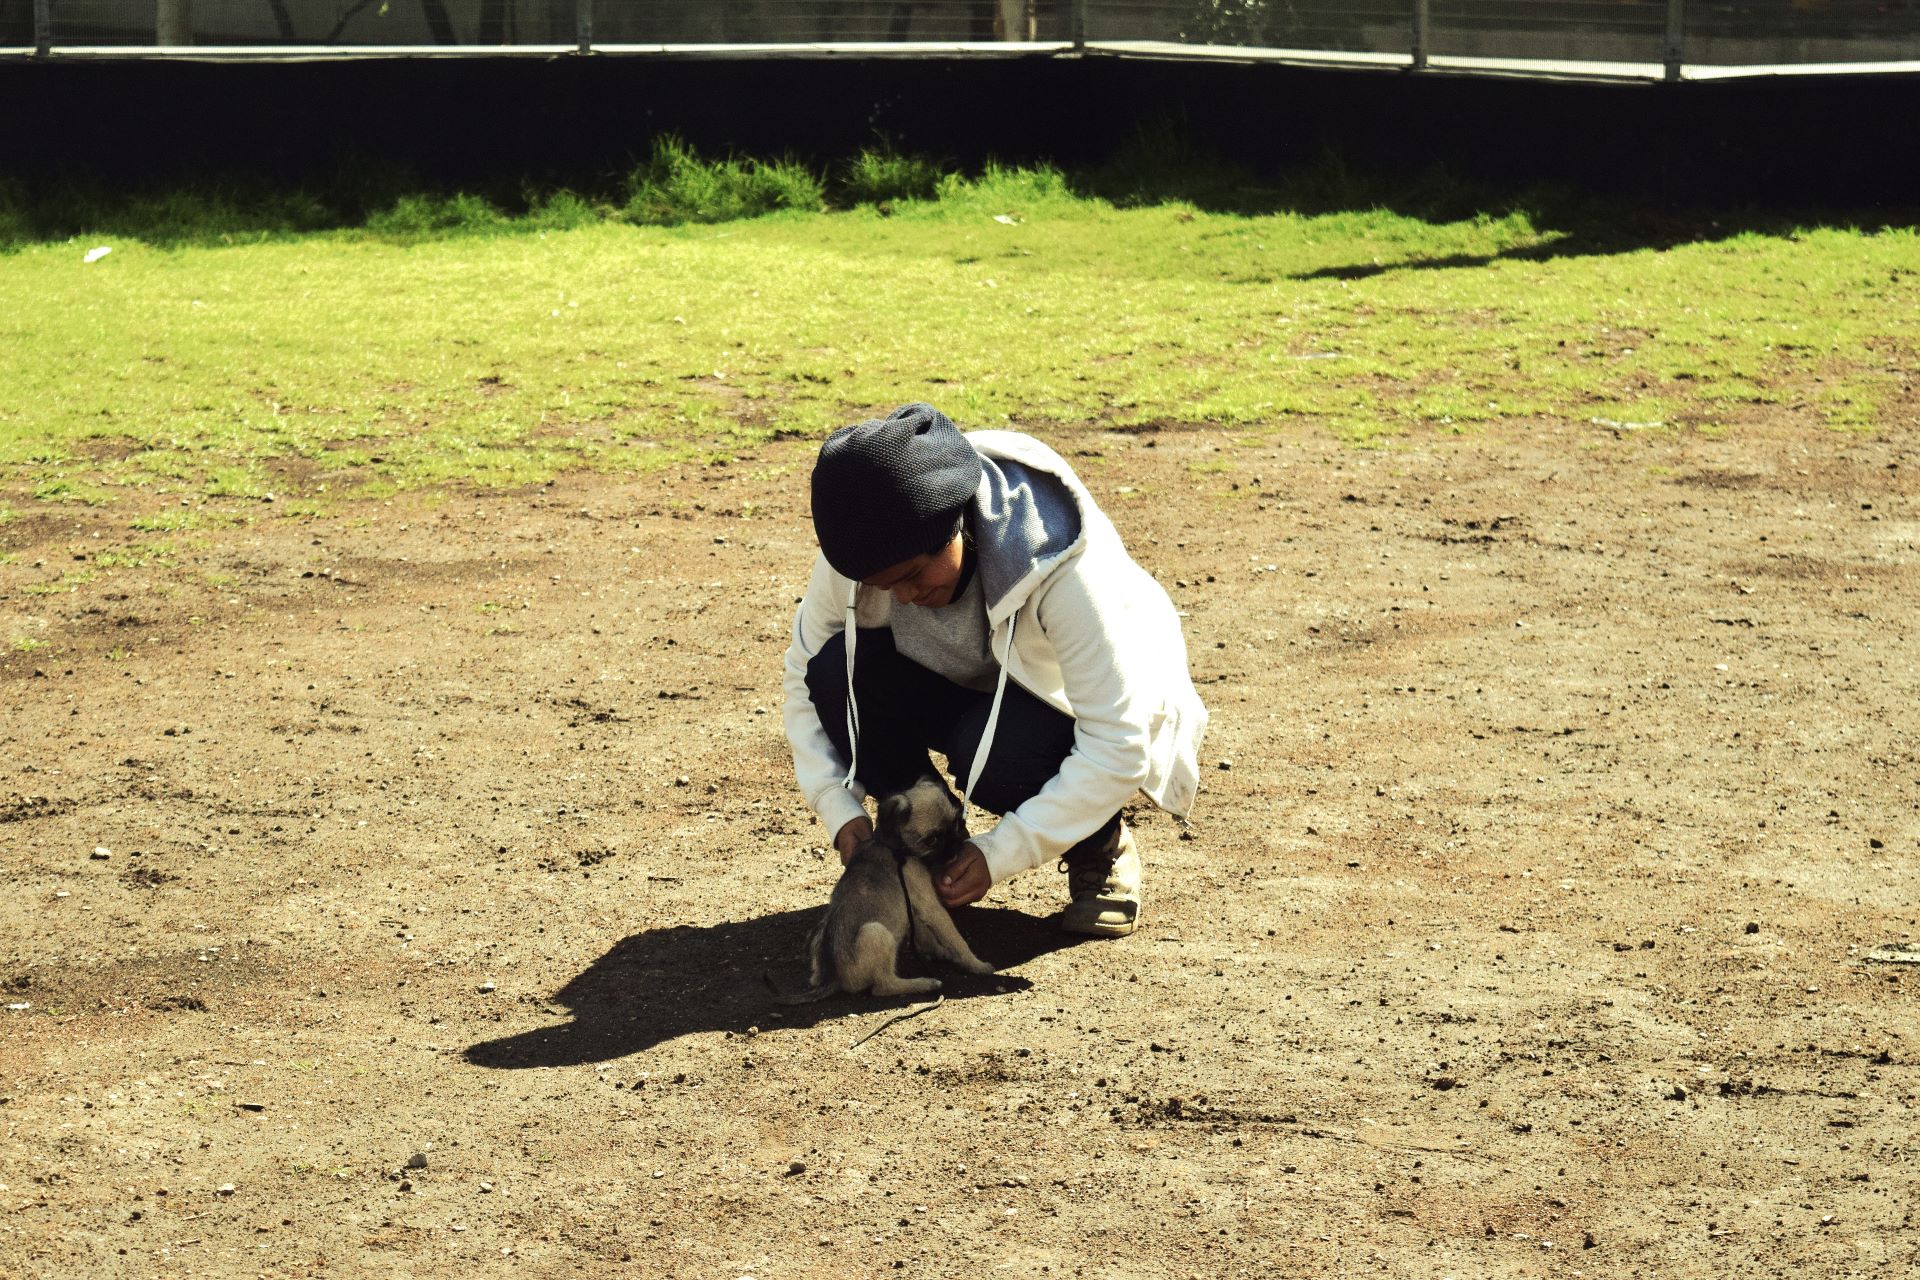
[862,532,966,608]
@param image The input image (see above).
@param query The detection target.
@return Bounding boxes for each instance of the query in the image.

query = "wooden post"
[576,0,592,54]
[155,0,192,45]
[1664,0,1686,81]
[996,0,1029,41]
[34,0,52,54]
[1411,0,1430,70]
[1071,0,1086,51]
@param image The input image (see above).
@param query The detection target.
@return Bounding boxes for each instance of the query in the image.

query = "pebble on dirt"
[405,1154,428,1170]
[91,846,111,860]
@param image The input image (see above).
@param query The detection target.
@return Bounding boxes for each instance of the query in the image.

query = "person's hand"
[833,816,873,866]
[936,842,990,908]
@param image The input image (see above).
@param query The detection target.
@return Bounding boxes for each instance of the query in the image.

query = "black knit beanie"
[810,403,982,582]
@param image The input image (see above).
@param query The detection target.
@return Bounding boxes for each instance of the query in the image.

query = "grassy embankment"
[0,139,1914,535]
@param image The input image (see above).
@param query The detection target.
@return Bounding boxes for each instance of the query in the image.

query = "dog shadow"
[463,903,1079,1068]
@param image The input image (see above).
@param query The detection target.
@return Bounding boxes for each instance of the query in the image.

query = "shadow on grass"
[1073,120,1919,274]
[1281,231,1677,281]
[8,123,1909,274]
[0,158,607,253]
[9,126,1910,261]
[463,903,1080,1067]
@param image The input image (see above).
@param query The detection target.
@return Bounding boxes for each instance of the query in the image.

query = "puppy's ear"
[877,793,909,832]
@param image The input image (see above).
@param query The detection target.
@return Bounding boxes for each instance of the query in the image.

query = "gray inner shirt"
[888,547,996,692]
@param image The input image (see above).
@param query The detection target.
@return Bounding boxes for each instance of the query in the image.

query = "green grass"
[837,144,945,207]
[1,143,1915,517]
[93,542,175,569]
[622,136,824,226]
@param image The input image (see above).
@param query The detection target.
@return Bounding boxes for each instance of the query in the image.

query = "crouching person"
[780,403,1208,936]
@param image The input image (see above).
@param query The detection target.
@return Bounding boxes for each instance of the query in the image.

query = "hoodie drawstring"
[841,581,860,792]
[962,612,1015,810]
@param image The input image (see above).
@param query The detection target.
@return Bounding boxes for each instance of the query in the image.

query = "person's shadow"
[464,904,1078,1068]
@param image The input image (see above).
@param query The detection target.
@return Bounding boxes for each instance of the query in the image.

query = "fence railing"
[5,0,1918,78]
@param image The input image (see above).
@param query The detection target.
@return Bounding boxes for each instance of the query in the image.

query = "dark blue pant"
[806,628,1120,859]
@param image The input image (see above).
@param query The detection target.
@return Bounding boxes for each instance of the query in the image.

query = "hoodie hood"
[966,432,1088,627]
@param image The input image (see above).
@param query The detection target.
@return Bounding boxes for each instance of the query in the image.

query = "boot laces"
[1059,849,1117,898]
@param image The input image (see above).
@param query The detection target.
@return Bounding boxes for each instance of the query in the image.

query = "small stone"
[1745,922,1760,935]
[1217,759,1233,771]
[405,1153,428,1170]
[478,980,496,994]
[216,1183,236,1195]
[784,1161,806,1176]
[675,776,690,787]
[479,1181,494,1193]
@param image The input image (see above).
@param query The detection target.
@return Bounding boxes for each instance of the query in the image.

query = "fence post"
[1663,0,1686,81]
[575,0,592,54]
[1071,0,1086,51]
[1410,0,1429,70]
[34,0,52,54]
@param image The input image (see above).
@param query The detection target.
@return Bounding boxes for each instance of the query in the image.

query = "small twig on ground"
[847,994,944,1050]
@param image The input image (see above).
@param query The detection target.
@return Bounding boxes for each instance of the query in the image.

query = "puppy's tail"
[764,970,840,1005]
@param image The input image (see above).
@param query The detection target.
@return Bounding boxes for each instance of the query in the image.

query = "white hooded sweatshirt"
[781,430,1209,886]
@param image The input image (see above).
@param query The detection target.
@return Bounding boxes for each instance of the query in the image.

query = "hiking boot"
[1059,821,1141,937]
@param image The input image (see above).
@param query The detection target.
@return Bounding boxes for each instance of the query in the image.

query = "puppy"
[775,777,994,1003]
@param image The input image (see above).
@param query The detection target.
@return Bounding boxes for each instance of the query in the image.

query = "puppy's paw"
[960,957,997,975]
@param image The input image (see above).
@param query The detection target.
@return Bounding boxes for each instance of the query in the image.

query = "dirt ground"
[1,412,1916,1280]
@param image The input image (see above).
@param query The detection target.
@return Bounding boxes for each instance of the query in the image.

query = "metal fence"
[4,0,1917,77]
